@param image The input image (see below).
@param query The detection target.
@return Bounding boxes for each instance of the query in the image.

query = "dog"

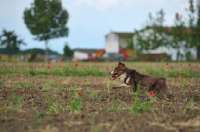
[109,62,170,101]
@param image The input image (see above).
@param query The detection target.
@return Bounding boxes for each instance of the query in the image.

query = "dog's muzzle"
[110,73,118,80]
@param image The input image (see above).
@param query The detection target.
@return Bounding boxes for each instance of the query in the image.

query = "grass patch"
[129,86,151,115]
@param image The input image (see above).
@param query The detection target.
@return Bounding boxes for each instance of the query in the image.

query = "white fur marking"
[110,67,116,75]
[126,78,130,83]
[119,73,126,81]
[117,83,130,88]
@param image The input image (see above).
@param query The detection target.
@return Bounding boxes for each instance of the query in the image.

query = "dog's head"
[109,61,126,80]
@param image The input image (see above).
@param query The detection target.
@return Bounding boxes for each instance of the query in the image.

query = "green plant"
[24,0,69,61]
[0,78,4,89]
[107,99,121,112]
[91,124,104,132]
[29,66,37,76]
[129,86,150,115]
[42,80,58,89]
[186,98,197,107]
[182,98,197,114]
[28,50,37,62]
[19,83,34,89]
[30,99,36,108]
[16,96,24,109]
[69,92,83,112]
[85,77,90,84]
[88,89,99,99]
[48,103,66,114]
[8,95,24,109]
[103,80,110,93]
[58,86,65,91]
[36,112,45,119]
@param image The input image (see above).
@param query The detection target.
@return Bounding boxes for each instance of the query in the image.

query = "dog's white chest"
[119,73,131,83]
[119,73,126,81]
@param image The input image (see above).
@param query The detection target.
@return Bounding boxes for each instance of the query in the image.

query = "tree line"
[133,0,200,60]
[0,0,200,61]
[0,0,72,61]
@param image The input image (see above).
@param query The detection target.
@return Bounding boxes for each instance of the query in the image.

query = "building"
[105,32,136,60]
[105,32,133,53]
[105,27,197,61]
[73,49,97,60]
[133,27,197,61]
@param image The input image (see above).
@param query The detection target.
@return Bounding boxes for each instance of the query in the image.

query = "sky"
[0,0,190,54]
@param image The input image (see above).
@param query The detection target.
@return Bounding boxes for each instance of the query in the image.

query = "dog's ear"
[118,61,125,67]
[118,61,122,65]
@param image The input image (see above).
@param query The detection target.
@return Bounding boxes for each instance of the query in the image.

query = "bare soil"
[0,73,200,132]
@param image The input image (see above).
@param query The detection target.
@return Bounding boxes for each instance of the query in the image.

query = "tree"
[23,0,69,61]
[0,29,26,59]
[171,13,186,61]
[186,0,200,60]
[63,43,73,58]
[133,9,169,53]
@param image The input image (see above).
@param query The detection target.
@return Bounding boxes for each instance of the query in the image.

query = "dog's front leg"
[130,83,137,92]
[128,85,138,94]
[128,80,137,92]
[112,83,130,89]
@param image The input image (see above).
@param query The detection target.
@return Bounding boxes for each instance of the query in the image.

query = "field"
[0,61,200,132]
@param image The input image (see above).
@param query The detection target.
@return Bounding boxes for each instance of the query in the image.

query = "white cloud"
[99,0,118,10]
[180,3,190,10]
[78,0,92,6]
[172,0,180,2]
[77,0,118,11]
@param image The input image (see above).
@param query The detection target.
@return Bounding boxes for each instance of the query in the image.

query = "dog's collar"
[124,70,137,88]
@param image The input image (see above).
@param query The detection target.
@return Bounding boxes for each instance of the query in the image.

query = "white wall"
[105,33,119,53]
[119,37,128,48]
[74,51,88,60]
[133,29,197,61]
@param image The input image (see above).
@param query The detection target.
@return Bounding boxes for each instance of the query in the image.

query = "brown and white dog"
[109,62,171,101]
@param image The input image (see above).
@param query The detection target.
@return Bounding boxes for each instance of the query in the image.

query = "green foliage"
[42,80,58,89]
[23,0,69,41]
[0,66,19,75]
[61,66,107,77]
[145,68,200,78]
[0,63,199,78]
[133,9,169,53]
[87,89,99,99]
[48,103,66,114]
[19,83,35,89]
[133,1,200,61]
[23,0,69,61]
[171,13,187,61]
[63,44,73,58]
[107,99,121,112]
[36,112,45,119]
[9,95,24,109]
[28,50,37,62]
[15,96,24,109]
[129,86,150,115]
[0,78,4,89]
[70,96,83,112]
[0,29,26,57]
[186,0,200,60]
